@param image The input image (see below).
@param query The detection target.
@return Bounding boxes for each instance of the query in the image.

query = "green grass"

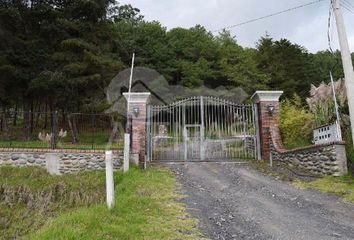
[283,137,313,150]
[0,167,107,239]
[294,175,354,203]
[0,166,204,240]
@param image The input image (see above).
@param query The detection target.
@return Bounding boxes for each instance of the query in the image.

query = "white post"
[332,0,354,145]
[330,71,343,141]
[127,53,135,113]
[105,150,114,209]
[123,133,130,172]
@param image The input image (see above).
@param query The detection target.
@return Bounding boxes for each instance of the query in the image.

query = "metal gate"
[146,96,259,162]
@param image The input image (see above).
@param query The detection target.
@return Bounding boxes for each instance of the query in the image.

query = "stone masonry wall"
[270,142,347,176]
[270,125,348,176]
[0,149,123,174]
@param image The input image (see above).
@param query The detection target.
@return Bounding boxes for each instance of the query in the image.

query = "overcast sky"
[119,0,354,53]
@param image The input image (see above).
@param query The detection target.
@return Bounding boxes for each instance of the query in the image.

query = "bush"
[279,95,315,148]
[344,129,354,173]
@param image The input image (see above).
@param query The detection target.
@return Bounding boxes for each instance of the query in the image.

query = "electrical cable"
[343,0,354,9]
[212,0,326,33]
[341,3,354,13]
[340,0,354,13]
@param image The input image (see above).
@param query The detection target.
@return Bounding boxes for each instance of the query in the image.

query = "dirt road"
[168,162,354,240]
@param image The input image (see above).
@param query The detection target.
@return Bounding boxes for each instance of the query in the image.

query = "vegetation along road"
[169,162,354,240]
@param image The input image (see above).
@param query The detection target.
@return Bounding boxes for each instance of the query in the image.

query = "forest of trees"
[0,0,350,114]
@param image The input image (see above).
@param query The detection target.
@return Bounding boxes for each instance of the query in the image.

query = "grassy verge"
[0,166,204,240]
[294,175,354,204]
[0,167,107,239]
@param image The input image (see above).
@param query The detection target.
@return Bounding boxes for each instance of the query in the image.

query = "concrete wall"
[0,149,123,174]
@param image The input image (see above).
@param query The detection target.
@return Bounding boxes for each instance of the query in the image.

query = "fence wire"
[0,111,123,150]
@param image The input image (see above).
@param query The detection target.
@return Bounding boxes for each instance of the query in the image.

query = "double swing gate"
[146,96,259,162]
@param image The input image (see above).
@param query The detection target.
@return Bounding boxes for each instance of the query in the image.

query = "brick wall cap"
[278,141,346,154]
[123,92,151,103]
[251,91,284,103]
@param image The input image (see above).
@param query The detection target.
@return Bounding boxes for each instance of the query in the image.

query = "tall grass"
[29,167,204,240]
[0,167,106,239]
[0,166,204,240]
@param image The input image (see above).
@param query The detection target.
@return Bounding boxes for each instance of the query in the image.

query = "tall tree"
[217,31,269,94]
[255,35,320,98]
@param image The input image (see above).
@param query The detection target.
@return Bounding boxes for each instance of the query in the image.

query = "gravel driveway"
[168,162,354,240]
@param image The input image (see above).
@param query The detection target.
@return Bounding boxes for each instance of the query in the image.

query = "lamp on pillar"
[267,104,275,116]
[132,107,140,118]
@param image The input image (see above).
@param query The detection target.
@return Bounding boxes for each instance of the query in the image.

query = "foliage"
[2,0,351,153]
[27,167,204,240]
[294,175,354,203]
[344,129,354,165]
[310,50,344,85]
[311,99,337,127]
[217,31,269,93]
[255,35,323,99]
[306,79,347,128]
[279,94,315,148]
[0,1,350,114]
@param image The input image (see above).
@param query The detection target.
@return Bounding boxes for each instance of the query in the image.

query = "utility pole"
[332,0,354,145]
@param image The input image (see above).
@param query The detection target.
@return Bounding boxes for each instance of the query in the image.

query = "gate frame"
[147,95,261,162]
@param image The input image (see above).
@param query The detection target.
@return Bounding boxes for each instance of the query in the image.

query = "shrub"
[344,129,354,165]
[279,94,315,148]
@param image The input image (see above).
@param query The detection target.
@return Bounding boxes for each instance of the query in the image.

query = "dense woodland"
[0,0,351,114]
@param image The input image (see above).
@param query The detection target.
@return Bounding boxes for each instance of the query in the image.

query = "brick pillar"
[123,92,151,164]
[251,91,283,160]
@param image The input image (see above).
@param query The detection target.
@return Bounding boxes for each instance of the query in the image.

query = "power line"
[341,3,354,13]
[343,0,354,9]
[212,0,326,33]
[341,0,354,13]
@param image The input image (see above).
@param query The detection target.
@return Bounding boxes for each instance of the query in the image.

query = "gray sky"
[119,0,354,53]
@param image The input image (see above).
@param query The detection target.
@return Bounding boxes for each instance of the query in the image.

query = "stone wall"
[270,125,348,176]
[0,149,123,174]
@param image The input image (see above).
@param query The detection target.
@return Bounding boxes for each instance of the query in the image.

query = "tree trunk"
[68,115,79,143]
[61,110,66,130]
[24,109,31,140]
[109,116,122,143]
[34,103,41,129]
[0,114,3,132]
[44,102,48,129]
[13,103,18,126]
[30,102,34,135]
